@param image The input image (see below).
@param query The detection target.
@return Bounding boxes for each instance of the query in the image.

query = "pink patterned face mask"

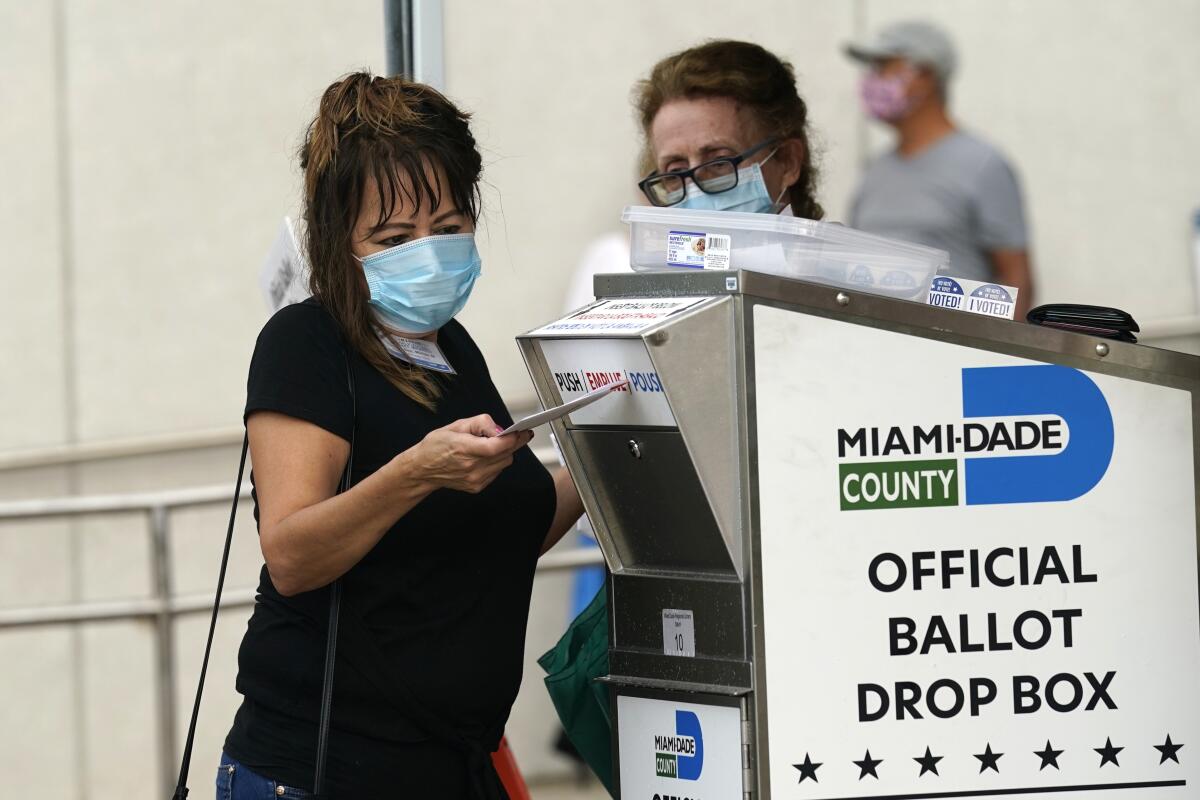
[860,72,913,121]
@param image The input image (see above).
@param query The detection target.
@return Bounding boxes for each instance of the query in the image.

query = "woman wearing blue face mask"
[635,40,824,220]
[216,72,583,800]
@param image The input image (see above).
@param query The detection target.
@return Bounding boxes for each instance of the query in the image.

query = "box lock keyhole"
[627,439,643,459]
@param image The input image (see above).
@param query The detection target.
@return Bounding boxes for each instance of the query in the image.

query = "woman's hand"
[406,414,534,494]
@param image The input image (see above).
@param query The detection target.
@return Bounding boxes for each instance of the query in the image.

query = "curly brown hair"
[635,40,824,220]
[299,71,482,411]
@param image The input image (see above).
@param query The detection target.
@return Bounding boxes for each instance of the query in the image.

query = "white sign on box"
[530,296,709,336]
[539,338,676,427]
[753,304,1198,799]
[617,695,743,798]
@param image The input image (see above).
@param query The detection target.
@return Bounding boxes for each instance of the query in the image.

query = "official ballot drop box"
[518,269,1200,800]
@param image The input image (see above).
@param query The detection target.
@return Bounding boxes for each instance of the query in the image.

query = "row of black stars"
[793,735,1183,783]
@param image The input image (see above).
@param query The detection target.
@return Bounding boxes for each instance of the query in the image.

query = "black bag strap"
[171,318,357,800]
[313,346,356,799]
[171,434,249,800]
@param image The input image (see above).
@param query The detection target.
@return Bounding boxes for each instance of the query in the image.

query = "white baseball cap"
[844,20,958,82]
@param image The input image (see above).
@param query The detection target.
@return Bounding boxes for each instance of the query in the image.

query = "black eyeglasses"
[638,138,779,207]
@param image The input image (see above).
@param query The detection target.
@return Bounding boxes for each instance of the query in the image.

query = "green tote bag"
[538,586,614,795]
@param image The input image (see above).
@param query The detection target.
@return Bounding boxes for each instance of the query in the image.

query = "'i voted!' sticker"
[927,275,1017,320]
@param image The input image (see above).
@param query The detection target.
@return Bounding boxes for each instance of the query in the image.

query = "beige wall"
[0,3,69,450]
[1,1,387,452]
[1,1,1198,798]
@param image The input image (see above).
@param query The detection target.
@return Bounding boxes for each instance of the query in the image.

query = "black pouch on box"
[1026,304,1140,343]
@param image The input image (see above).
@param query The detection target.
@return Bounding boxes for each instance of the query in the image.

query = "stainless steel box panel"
[610,573,745,660]
[607,649,753,692]
[643,297,747,578]
[568,429,734,575]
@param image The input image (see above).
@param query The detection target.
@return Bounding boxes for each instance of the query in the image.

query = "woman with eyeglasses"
[564,40,824,308]
[635,40,824,220]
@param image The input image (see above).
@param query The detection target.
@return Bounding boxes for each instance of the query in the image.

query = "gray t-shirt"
[849,131,1028,282]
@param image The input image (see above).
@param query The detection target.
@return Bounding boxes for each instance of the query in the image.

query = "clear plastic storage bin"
[622,206,949,300]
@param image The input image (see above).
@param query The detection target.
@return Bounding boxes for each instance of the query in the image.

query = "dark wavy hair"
[635,40,824,220]
[299,71,482,411]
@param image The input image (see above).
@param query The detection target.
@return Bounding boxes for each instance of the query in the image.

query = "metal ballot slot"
[519,272,1200,800]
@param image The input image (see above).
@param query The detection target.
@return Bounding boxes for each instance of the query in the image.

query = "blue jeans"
[216,753,312,800]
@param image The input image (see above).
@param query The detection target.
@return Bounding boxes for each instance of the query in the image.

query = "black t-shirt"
[223,299,556,798]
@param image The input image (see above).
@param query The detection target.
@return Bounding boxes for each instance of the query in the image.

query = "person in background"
[635,39,824,220]
[563,39,823,317]
[845,20,1034,318]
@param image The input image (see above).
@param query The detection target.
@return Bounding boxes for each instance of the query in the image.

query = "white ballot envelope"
[500,379,628,435]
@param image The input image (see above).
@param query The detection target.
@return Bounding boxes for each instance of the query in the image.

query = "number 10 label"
[662,609,696,658]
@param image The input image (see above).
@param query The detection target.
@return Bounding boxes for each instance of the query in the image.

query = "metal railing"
[0,450,603,797]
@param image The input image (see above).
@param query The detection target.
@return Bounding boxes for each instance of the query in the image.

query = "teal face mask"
[357,233,481,334]
[677,156,788,215]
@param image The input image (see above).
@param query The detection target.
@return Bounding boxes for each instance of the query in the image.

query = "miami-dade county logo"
[837,365,1114,510]
[654,710,704,780]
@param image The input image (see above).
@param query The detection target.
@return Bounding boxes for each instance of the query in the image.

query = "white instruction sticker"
[530,297,709,336]
[662,609,695,658]
[667,230,732,270]
[927,275,1019,320]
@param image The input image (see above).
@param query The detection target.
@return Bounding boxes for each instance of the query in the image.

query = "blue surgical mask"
[677,155,788,214]
[357,233,481,334]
